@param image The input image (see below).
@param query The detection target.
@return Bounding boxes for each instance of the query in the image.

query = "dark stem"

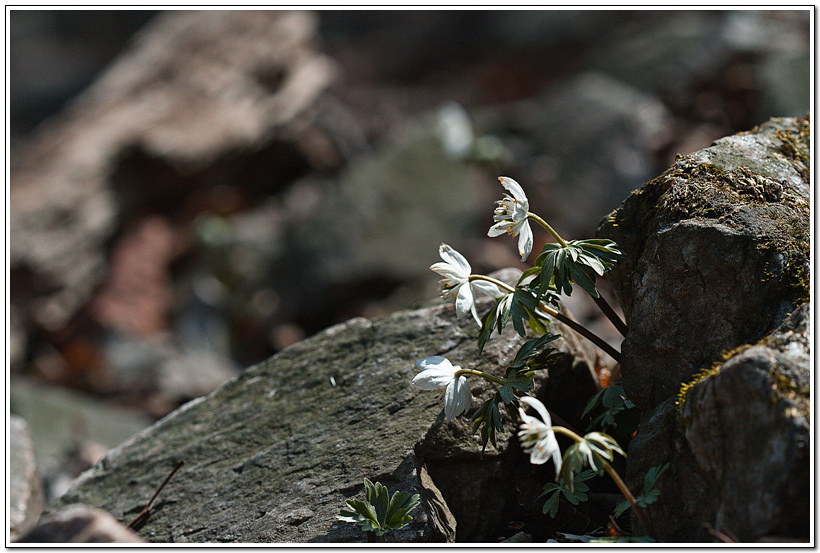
[126,460,185,529]
[592,289,628,337]
[550,309,621,363]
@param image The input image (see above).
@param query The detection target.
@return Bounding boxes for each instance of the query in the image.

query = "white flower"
[412,356,472,420]
[487,176,533,261]
[430,243,502,326]
[517,396,562,473]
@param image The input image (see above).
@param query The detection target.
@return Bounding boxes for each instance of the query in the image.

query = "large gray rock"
[600,115,810,411]
[681,304,810,540]
[49,290,597,543]
[597,116,810,542]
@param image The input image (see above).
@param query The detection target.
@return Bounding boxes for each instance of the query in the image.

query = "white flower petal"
[498,176,528,205]
[471,279,503,299]
[443,376,472,420]
[519,395,552,426]
[455,282,475,320]
[412,356,457,390]
[438,243,471,275]
[517,221,533,261]
[430,262,466,282]
[487,222,509,237]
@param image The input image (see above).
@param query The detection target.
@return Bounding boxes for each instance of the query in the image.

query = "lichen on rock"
[597,116,810,542]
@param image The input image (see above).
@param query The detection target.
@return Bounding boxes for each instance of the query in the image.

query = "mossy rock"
[598,116,810,410]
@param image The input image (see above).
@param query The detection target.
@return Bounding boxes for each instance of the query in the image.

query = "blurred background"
[8,9,811,502]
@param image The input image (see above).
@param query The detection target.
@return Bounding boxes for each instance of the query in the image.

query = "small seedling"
[336,478,420,541]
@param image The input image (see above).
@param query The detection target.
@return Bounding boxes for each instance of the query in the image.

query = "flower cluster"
[407,176,658,539]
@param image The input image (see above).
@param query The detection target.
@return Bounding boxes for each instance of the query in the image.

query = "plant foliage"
[336,478,421,537]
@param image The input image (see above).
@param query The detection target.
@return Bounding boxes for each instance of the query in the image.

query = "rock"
[10,377,155,501]
[17,504,143,543]
[270,116,491,331]
[48,281,597,542]
[10,9,338,352]
[680,304,810,540]
[597,117,810,541]
[599,115,809,411]
[9,415,45,541]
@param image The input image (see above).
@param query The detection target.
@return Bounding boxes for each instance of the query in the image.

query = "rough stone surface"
[18,504,143,543]
[49,289,597,543]
[599,115,810,411]
[9,415,45,541]
[597,117,810,542]
[680,304,810,541]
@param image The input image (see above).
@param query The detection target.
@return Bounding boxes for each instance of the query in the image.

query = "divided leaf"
[337,478,421,536]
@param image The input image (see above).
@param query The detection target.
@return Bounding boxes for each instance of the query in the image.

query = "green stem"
[550,427,656,540]
[470,274,515,294]
[454,368,506,386]
[602,462,657,541]
[527,212,568,247]
[468,275,621,363]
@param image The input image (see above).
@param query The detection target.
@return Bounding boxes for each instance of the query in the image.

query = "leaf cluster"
[581,380,639,438]
[478,288,558,354]
[613,462,670,519]
[471,334,561,453]
[533,239,622,298]
[336,479,420,537]
[539,469,596,518]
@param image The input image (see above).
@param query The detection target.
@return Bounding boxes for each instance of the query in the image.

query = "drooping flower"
[517,396,562,473]
[487,176,533,261]
[430,243,502,325]
[412,356,472,420]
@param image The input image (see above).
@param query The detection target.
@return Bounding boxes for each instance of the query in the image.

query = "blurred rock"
[10,377,155,501]
[10,9,338,371]
[477,71,675,238]
[17,504,143,543]
[9,415,45,541]
[91,216,175,338]
[272,116,492,332]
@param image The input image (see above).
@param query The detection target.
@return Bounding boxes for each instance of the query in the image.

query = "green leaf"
[499,371,533,404]
[385,491,421,529]
[477,300,499,355]
[643,462,670,495]
[337,480,420,536]
[471,394,504,453]
[542,489,561,517]
[537,250,557,299]
[510,334,559,368]
[539,468,596,517]
[567,260,599,297]
[613,498,631,519]
[517,265,542,286]
[498,384,515,404]
[375,481,390,527]
[581,388,607,419]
